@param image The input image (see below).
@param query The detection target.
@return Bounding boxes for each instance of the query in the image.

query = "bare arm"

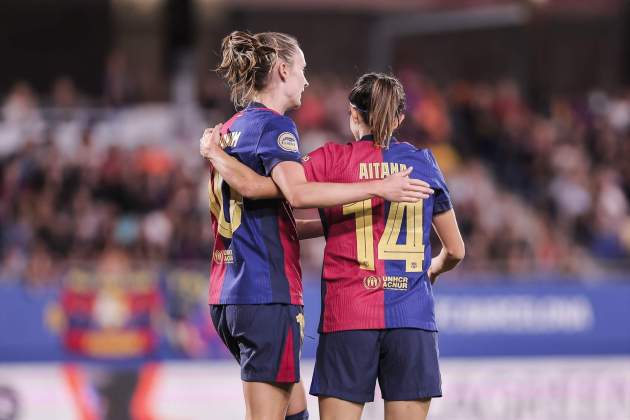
[296,219,324,239]
[200,126,282,200]
[201,123,434,207]
[428,209,465,284]
[271,161,433,209]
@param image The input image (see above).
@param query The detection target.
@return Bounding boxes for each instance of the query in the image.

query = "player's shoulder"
[302,140,355,170]
[325,140,354,152]
[390,138,433,159]
[248,108,297,134]
[390,138,419,152]
[305,140,351,156]
[323,139,367,160]
[249,112,298,154]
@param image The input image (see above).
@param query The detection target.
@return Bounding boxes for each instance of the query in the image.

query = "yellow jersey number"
[343,200,424,272]
[208,172,242,238]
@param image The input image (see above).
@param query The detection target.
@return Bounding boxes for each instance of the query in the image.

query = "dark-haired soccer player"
[303,73,464,420]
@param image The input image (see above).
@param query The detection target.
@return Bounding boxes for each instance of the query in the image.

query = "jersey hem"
[264,156,302,176]
[209,298,304,305]
[319,323,438,334]
[433,201,453,215]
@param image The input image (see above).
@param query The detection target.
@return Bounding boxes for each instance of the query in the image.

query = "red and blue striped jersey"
[303,136,452,332]
[208,102,302,305]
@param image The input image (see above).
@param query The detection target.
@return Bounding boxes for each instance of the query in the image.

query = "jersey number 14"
[343,200,424,272]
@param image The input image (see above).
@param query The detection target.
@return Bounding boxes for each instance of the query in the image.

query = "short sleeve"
[427,150,453,215]
[256,116,302,176]
[302,142,334,182]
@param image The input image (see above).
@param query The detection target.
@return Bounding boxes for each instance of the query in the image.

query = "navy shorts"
[310,329,442,403]
[210,304,304,383]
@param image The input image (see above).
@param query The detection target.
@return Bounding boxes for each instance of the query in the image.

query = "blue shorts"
[210,304,304,383]
[310,329,442,403]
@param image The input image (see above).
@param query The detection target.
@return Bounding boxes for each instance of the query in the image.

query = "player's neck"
[252,93,287,115]
[357,126,372,140]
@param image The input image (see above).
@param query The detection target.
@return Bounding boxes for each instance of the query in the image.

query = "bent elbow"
[448,242,466,262]
[240,179,271,200]
[452,250,465,262]
[236,184,258,200]
[288,196,308,209]
[282,190,306,208]
[239,187,254,199]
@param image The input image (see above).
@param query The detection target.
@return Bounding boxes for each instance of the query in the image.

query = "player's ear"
[397,113,406,128]
[350,107,361,124]
[277,60,289,82]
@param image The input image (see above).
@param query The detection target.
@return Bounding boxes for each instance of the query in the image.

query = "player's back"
[208,102,303,306]
[303,136,452,332]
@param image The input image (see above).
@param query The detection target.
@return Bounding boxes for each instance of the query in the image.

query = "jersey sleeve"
[302,142,335,182]
[256,116,302,176]
[427,150,453,215]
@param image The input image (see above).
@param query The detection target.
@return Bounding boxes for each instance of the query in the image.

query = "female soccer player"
[202,72,465,420]
[204,32,433,420]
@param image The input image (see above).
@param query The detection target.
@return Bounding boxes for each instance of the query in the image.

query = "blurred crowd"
[1,55,629,286]
[0,75,214,286]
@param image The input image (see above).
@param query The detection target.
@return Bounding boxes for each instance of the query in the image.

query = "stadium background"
[1,0,630,419]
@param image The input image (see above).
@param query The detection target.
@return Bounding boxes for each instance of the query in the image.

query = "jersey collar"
[248,101,267,108]
[359,134,398,147]
[246,101,282,115]
[359,134,397,141]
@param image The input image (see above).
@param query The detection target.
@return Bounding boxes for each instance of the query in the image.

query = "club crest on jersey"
[277,132,299,152]
[363,275,409,290]
[213,249,234,264]
[363,276,381,290]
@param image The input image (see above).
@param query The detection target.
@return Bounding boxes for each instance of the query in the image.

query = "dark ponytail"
[349,73,406,148]
[216,31,300,108]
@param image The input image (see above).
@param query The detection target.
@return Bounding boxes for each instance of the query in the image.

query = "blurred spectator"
[1,68,629,285]
[103,50,137,106]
